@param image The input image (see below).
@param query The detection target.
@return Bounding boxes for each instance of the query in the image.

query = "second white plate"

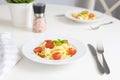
[65,9,105,23]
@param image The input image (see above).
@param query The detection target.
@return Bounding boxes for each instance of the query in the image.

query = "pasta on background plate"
[33,39,77,60]
[71,10,97,20]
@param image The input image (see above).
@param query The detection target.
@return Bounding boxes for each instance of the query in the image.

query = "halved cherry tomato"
[45,43,54,49]
[34,47,42,53]
[68,48,77,56]
[52,52,61,60]
[89,13,94,18]
[45,40,52,43]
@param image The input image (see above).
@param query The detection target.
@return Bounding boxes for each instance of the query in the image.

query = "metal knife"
[88,44,105,74]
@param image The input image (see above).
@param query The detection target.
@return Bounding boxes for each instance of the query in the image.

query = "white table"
[0,4,120,80]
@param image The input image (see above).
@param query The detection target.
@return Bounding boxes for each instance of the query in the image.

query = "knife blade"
[88,44,105,74]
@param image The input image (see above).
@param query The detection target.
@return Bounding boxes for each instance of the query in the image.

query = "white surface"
[0,4,120,80]
[22,34,86,65]
[65,9,105,23]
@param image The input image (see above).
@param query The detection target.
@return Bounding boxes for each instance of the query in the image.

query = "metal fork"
[90,21,113,30]
[97,41,110,74]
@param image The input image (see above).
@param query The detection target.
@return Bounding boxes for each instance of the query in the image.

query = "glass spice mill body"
[33,3,46,33]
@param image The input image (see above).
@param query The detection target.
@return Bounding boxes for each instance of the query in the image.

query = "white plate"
[65,9,105,23]
[22,34,86,65]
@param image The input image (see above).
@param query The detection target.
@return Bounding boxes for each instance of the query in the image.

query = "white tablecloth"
[0,4,120,80]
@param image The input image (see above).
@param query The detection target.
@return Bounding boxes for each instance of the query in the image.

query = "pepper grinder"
[33,3,46,33]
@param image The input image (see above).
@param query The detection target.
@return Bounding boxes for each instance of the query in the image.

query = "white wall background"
[0,0,120,19]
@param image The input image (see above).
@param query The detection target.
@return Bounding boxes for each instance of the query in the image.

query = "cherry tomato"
[68,48,77,56]
[45,40,52,43]
[45,43,54,49]
[89,13,94,18]
[34,47,42,53]
[52,52,61,60]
